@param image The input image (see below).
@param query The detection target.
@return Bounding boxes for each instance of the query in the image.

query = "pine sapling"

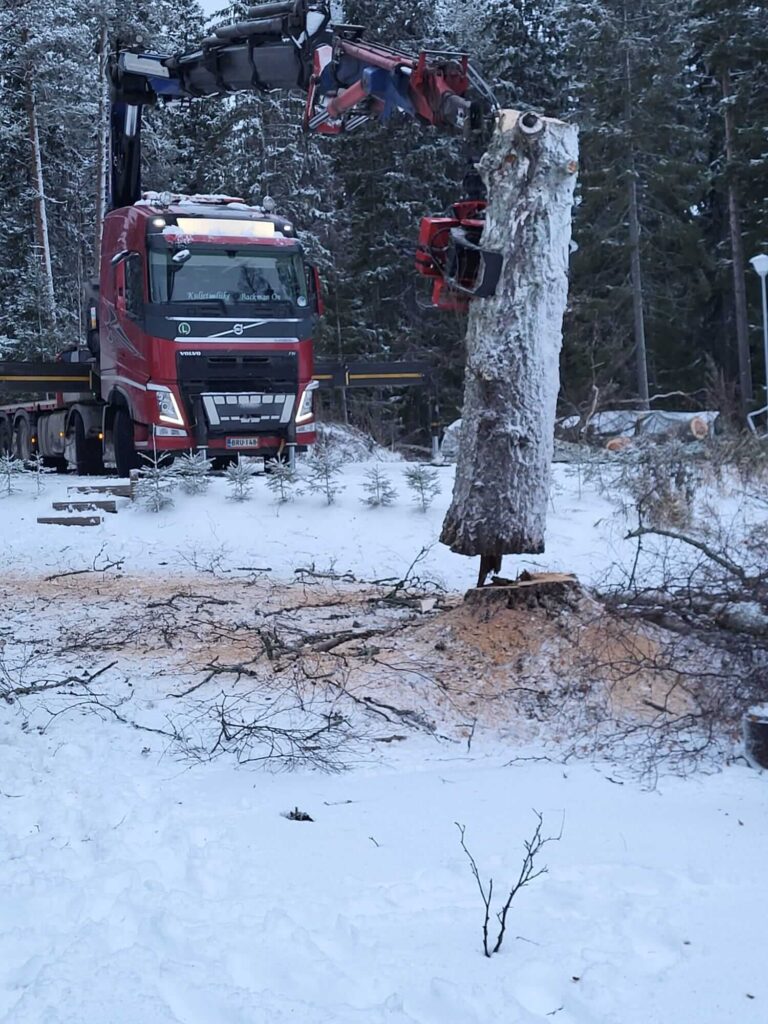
[136,450,176,512]
[175,450,213,495]
[404,463,441,512]
[265,458,300,503]
[225,455,259,501]
[0,453,26,497]
[27,452,51,497]
[361,465,397,507]
[308,439,343,504]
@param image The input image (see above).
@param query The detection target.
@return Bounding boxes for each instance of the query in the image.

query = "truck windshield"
[148,247,308,309]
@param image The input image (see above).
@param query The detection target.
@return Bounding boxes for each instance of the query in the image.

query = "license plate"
[226,436,262,449]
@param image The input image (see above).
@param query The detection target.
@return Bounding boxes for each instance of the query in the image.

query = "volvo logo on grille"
[178,322,191,336]
[233,323,244,336]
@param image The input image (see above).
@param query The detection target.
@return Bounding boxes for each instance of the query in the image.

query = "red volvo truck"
[1,2,497,475]
[1,192,320,476]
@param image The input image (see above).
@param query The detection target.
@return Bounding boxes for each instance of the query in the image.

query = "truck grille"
[175,351,298,392]
[176,351,300,436]
[201,392,296,431]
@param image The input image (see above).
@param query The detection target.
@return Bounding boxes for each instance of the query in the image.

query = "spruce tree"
[559,0,709,407]
[689,0,768,411]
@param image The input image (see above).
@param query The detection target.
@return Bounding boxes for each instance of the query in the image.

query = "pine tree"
[689,0,768,412]
[27,452,51,497]
[404,462,441,511]
[136,451,176,511]
[361,465,397,507]
[308,439,344,505]
[559,0,709,407]
[446,0,566,114]
[265,459,300,503]
[326,0,468,438]
[0,453,27,497]
[225,455,259,501]
[0,0,207,359]
[174,450,213,495]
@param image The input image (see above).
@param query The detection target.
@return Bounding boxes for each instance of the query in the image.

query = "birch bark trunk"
[440,111,578,581]
[26,84,57,331]
[94,22,109,276]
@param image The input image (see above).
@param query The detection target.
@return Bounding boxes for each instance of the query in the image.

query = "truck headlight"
[147,384,185,426]
[295,379,319,424]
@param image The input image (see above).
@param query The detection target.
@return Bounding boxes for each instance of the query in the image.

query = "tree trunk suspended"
[440,111,578,583]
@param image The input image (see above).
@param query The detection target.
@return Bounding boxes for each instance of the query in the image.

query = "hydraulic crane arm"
[109,0,491,208]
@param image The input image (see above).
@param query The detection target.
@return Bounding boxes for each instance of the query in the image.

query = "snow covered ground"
[2,718,765,1024]
[1,453,766,1023]
[1,458,641,591]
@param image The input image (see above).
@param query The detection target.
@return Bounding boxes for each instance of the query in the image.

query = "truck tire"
[13,416,31,462]
[114,408,138,477]
[0,419,11,455]
[72,413,103,476]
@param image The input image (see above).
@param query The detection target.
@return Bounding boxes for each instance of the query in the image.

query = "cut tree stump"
[464,571,581,617]
[441,110,578,584]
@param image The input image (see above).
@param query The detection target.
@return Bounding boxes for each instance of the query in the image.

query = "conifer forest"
[1,0,766,436]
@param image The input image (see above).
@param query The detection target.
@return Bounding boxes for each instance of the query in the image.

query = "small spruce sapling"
[175,450,213,495]
[361,465,397,507]
[265,458,300,503]
[27,452,51,498]
[0,453,26,497]
[308,439,343,504]
[225,455,259,501]
[136,450,176,512]
[404,463,441,511]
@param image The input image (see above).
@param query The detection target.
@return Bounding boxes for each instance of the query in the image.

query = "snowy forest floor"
[1,452,766,1023]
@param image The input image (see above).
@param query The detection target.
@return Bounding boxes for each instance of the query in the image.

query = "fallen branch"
[44,545,125,582]
[624,525,755,587]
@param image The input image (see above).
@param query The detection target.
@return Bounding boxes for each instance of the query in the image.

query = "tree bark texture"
[441,111,578,561]
[721,68,753,410]
[623,22,650,410]
[26,84,56,329]
[94,22,109,277]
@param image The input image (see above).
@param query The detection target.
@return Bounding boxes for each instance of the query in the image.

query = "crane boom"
[109,0,487,209]
[108,0,500,306]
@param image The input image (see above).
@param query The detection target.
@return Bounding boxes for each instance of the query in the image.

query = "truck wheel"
[0,420,11,455]
[72,414,103,476]
[13,417,31,462]
[114,408,138,477]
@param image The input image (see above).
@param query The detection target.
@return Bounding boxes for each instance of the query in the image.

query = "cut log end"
[464,571,582,617]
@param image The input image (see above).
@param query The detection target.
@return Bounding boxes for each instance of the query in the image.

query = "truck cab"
[96,192,319,474]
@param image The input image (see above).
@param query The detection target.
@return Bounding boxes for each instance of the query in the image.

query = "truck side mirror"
[314,267,325,316]
[307,265,324,316]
